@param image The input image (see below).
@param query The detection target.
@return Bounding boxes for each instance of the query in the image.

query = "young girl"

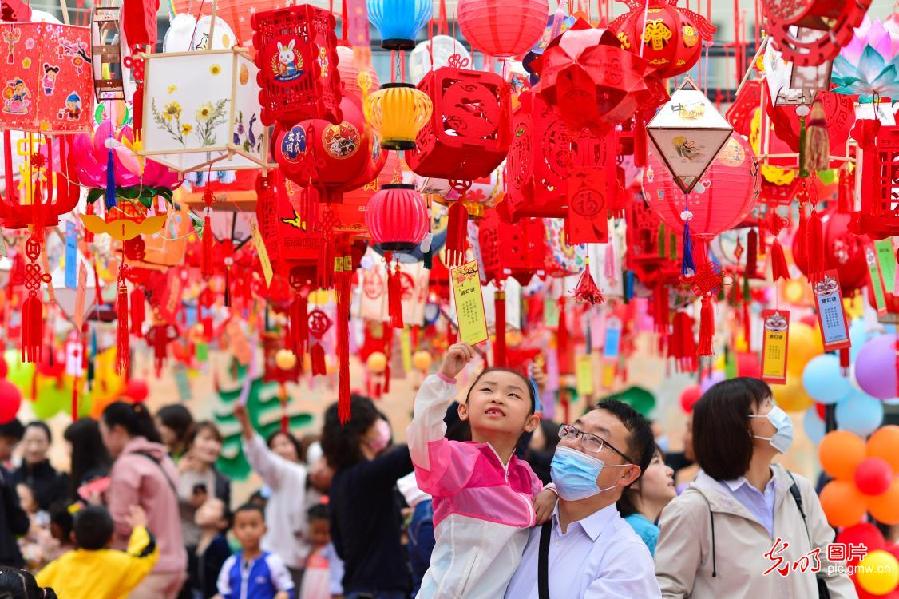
[408,343,556,599]
[616,445,676,556]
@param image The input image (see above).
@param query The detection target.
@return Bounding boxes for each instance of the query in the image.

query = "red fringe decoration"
[668,311,698,372]
[807,210,824,277]
[840,347,851,377]
[116,277,129,374]
[838,170,852,213]
[445,202,468,267]
[574,268,604,305]
[633,116,648,167]
[698,296,714,357]
[746,228,758,278]
[494,290,506,367]
[224,266,232,308]
[289,293,308,359]
[202,214,213,278]
[21,295,42,364]
[654,283,670,354]
[769,239,790,281]
[310,344,327,376]
[556,297,573,375]
[130,288,145,336]
[388,262,403,330]
[742,301,751,352]
[337,271,352,424]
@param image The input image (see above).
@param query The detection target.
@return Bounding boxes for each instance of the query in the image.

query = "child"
[36,505,159,598]
[299,503,343,599]
[186,497,232,599]
[217,504,295,599]
[407,343,557,599]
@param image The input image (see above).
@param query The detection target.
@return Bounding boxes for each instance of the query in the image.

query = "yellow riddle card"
[450,261,488,345]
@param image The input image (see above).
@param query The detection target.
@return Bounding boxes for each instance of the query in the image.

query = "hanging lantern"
[763,0,873,67]
[608,0,715,79]
[1,136,80,228]
[478,209,550,285]
[139,47,268,172]
[367,0,432,51]
[406,65,511,181]
[793,209,869,294]
[336,45,380,99]
[0,21,92,133]
[763,37,831,106]
[646,78,733,193]
[91,0,124,101]
[251,4,342,127]
[365,184,429,252]
[364,83,433,150]
[409,35,471,85]
[852,122,899,239]
[457,0,548,58]
[625,199,682,285]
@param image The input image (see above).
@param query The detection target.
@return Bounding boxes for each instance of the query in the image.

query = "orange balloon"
[820,480,868,527]
[867,425,899,474]
[819,430,867,481]
[867,479,899,525]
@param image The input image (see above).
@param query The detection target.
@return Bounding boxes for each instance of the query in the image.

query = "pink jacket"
[107,437,186,574]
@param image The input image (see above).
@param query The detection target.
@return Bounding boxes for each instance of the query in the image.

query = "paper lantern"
[0,21,92,133]
[364,83,433,150]
[140,48,268,172]
[646,79,733,193]
[853,122,899,239]
[763,38,832,106]
[406,66,511,181]
[478,209,550,285]
[336,45,380,99]
[409,35,471,85]
[1,136,80,229]
[251,5,342,127]
[365,184,429,252]
[792,209,868,294]
[367,0,432,51]
[764,0,873,67]
[608,0,715,78]
[457,0,548,58]
[91,1,125,101]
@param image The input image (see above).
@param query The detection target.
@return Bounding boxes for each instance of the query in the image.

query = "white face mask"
[750,406,794,453]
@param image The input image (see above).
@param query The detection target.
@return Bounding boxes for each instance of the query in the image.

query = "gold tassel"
[802,100,830,174]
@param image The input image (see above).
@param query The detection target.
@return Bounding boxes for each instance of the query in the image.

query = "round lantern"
[412,350,432,372]
[275,349,297,370]
[366,351,388,373]
[365,184,430,252]
[364,83,433,150]
[792,209,868,295]
[336,45,380,99]
[644,134,758,240]
[409,35,472,85]
[0,380,21,424]
[608,0,714,78]
[457,0,549,58]
[123,379,149,403]
[367,0,432,50]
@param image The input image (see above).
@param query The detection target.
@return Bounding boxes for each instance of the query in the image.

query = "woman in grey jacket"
[655,378,857,599]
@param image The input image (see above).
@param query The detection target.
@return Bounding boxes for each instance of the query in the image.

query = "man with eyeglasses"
[505,399,661,598]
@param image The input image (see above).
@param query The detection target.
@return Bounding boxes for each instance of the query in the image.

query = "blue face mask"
[751,406,794,454]
[550,446,617,501]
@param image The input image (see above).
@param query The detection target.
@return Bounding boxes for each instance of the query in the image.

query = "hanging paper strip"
[566,167,610,244]
[761,309,790,384]
[864,241,888,317]
[64,222,78,289]
[812,270,851,351]
[450,260,488,346]
[875,239,897,296]
[251,225,274,288]
[603,316,622,359]
[575,354,594,397]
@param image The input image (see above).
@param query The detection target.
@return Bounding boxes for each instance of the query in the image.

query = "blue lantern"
[367,0,432,50]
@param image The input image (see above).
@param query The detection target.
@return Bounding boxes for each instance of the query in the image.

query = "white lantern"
[163,14,237,53]
[140,47,269,172]
[409,34,471,85]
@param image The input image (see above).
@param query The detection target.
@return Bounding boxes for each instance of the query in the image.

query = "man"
[505,399,661,598]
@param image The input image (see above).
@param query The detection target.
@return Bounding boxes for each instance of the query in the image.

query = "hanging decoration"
[91,0,125,101]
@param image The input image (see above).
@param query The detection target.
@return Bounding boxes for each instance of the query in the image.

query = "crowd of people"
[0,342,879,598]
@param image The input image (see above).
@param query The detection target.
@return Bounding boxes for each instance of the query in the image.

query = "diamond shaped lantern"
[646,78,732,193]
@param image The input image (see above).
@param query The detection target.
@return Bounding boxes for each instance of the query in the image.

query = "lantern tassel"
[803,99,830,175]
[445,202,468,268]
[105,148,117,210]
[337,271,352,424]
[130,288,145,336]
[21,295,42,363]
[388,262,404,330]
[116,278,129,374]
[289,293,308,359]
[494,291,506,367]
[71,377,78,421]
[838,168,852,213]
[633,116,648,167]
[310,343,327,376]
[807,210,824,277]
[698,295,714,357]
[769,239,790,281]
[202,213,213,278]
[746,228,758,278]
[682,221,696,276]
[574,267,604,305]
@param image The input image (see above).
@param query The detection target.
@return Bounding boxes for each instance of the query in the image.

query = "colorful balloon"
[857,550,899,596]
[836,391,884,437]
[680,385,702,413]
[867,425,899,473]
[820,479,867,527]
[836,523,886,567]
[802,354,853,404]
[819,430,866,480]
[854,457,894,495]
[771,377,814,412]
[868,480,899,525]
[0,380,21,424]
[855,334,898,400]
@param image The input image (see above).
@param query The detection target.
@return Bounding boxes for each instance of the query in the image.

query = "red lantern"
[0,380,21,424]
[608,0,715,78]
[457,0,548,58]
[406,66,511,181]
[793,209,869,294]
[763,0,872,66]
[365,184,429,252]
[251,4,342,127]
[478,209,550,286]
[853,122,899,240]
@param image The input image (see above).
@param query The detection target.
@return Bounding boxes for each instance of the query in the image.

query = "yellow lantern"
[412,350,432,373]
[364,83,433,150]
[275,349,297,371]
[366,351,388,374]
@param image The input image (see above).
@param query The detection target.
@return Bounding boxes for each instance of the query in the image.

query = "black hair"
[616,444,663,518]
[307,503,329,522]
[185,420,224,448]
[64,418,111,498]
[0,567,57,598]
[593,398,655,476]
[321,394,380,472]
[155,404,193,453]
[23,422,52,445]
[233,503,265,522]
[692,377,771,481]
[444,403,472,442]
[247,490,267,509]
[48,502,74,542]
[0,419,24,441]
[265,430,305,463]
[466,368,537,414]
[73,506,114,550]
[102,402,161,443]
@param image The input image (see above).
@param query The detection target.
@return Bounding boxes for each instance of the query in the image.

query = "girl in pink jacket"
[407,343,556,599]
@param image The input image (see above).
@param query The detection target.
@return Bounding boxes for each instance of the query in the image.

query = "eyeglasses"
[559,424,633,464]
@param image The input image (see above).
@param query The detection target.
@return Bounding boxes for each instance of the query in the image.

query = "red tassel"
[574,268,604,305]
[807,210,824,277]
[224,266,232,308]
[388,262,403,330]
[116,277,129,374]
[202,213,213,278]
[556,297,573,375]
[769,239,790,281]
[71,377,79,421]
[746,229,758,278]
[21,295,43,364]
[633,116,648,167]
[445,202,468,267]
[697,296,714,357]
[337,271,352,424]
[130,288,145,336]
[494,290,506,367]
[840,347,851,377]
[742,301,751,352]
[669,311,698,372]
[838,170,852,213]
[289,293,308,358]
[279,384,289,433]
[310,344,327,375]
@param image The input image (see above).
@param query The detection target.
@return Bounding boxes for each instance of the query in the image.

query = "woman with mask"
[654,378,856,599]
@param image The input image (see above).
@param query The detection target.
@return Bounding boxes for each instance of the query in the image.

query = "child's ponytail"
[102,401,162,443]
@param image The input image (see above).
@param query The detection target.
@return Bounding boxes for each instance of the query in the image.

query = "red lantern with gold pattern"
[478,209,550,286]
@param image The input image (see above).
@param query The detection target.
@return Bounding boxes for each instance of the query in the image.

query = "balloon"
[771,377,814,412]
[819,430,866,480]
[803,408,826,445]
[680,385,702,413]
[787,323,824,375]
[867,425,899,473]
[855,334,898,400]
[836,391,884,437]
[700,372,725,394]
[819,479,867,527]
[850,319,875,362]
[855,457,894,495]
[802,354,853,404]
[412,351,432,372]
[868,480,899,525]
[0,380,21,424]
[857,550,899,595]
[836,523,886,567]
